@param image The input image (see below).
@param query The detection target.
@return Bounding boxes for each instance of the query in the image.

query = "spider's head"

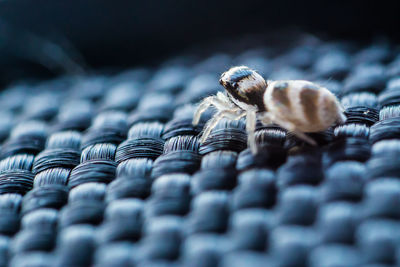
[219,66,267,111]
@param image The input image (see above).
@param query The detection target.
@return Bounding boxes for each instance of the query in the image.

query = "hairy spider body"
[192,66,346,153]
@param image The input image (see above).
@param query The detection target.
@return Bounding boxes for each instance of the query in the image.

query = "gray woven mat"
[0,34,399,267]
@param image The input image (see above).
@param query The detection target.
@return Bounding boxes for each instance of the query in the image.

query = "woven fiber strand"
[0,34,399,267]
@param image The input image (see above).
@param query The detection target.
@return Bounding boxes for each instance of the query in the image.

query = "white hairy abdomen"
[264,80,342,132]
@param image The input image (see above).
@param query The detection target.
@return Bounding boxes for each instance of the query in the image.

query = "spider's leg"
[200,109,242,143]
[200,112,223,143]
[236,112,247,120]
[258,111,274,125]
[193,97,215,126]
[246,110,258,154]
[216,91,233,105]
[291,130,318,146]
[192,95,232,126]
[337,110,347,124]
[336,102,347,124]
[214,92,236,110]
[277,120,317,146]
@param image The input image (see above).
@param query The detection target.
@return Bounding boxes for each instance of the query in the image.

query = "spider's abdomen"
[264,80,344,132]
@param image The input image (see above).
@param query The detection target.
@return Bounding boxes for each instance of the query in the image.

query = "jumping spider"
[193,66,346,153]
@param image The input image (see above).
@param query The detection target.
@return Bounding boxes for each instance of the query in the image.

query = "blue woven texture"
[0,35,400,267]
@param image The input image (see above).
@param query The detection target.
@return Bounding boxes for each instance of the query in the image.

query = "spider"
[192,66,346,153]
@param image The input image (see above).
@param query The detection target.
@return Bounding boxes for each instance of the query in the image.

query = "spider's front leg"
[192,96,216,126]
[192,93,233,126]
[200,109,245,143]
[245,109,258,154]
[258,111,274,125]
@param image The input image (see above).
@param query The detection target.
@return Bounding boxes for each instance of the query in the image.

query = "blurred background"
[0,0,399,85]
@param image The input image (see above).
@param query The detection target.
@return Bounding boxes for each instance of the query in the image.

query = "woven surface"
[0,34,399,267]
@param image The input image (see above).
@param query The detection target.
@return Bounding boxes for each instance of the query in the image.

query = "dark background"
[0,0,399,85]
